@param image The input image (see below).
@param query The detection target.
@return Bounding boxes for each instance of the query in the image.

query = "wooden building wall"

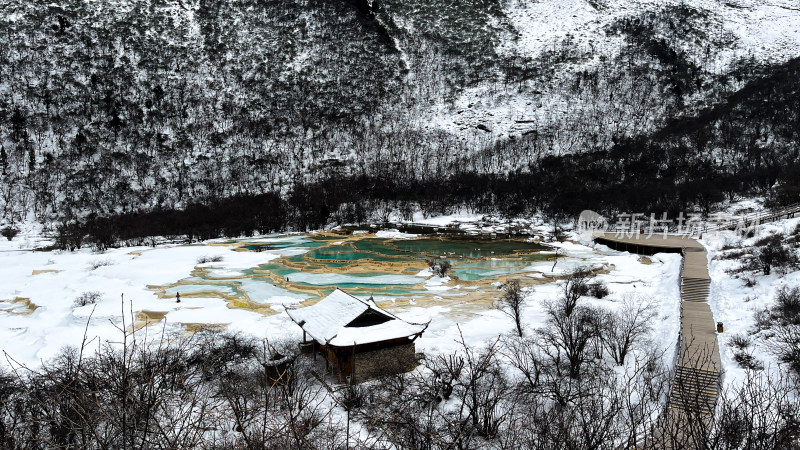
[324,339,418,382]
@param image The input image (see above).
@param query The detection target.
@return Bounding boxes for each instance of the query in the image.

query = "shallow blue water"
[167,234,548,305]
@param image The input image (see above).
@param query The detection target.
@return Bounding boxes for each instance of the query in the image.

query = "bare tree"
[767,325,800,378]
[426,259,452,278]
[539,298,602,380]
[500,335,545,391]
[708,369,800,450]
[495,280,526,337]
[562,267,592,316]
[438,260,452,278]
[601,296,657,365]
[755,234,799,276]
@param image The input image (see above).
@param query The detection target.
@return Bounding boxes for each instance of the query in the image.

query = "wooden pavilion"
[287,289,428,382]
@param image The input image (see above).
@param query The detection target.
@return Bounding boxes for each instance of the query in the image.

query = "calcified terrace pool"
[149,233,555,316]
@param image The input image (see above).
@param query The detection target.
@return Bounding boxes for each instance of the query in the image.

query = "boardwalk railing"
[704,202,800,234]
[674,248,686,366]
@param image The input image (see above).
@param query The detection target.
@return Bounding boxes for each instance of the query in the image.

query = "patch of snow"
[375,229,419,239]
[415,268,433,277]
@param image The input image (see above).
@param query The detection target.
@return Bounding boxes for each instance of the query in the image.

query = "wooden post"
[337,352,342,383]
[351,344,357,382]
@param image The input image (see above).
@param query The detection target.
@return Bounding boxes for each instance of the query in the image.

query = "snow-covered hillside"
[428,0,800,142]
[1,0,799,233]
[705,211,800,389]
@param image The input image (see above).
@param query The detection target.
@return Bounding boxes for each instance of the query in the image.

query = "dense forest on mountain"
[0,0,798,247]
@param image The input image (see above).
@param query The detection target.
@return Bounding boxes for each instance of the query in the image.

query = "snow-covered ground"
[415,245,681,361]
[704,212,800,389]
[0,239,287,366]
[0,217,682,373]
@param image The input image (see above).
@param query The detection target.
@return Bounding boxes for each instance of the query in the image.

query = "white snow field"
[1,223,681,372]
[704,212,800,390]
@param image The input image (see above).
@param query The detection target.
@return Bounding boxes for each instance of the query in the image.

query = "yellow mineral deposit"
[0,297,39,315]
[182,323,228,334]
[132,310,168,331]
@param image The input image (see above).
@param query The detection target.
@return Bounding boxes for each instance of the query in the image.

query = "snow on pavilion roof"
[286,289,428,347]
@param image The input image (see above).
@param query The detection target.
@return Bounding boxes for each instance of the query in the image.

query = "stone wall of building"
[353,342,417,382]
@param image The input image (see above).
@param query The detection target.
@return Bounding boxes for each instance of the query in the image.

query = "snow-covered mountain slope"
[504,0,800,66]
[0,0,799,235]
[425,0,800,142]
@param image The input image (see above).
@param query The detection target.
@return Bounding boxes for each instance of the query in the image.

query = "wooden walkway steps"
[593,233,721,449]
[669,365,720,414]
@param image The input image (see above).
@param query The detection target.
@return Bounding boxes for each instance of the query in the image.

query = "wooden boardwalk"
[593,233,721,448]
